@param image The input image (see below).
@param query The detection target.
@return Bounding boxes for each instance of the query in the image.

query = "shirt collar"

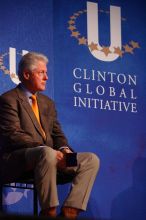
[19,83,37,99]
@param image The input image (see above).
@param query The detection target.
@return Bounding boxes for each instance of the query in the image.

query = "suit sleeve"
[50,102,74,151]
[0,96,42,153]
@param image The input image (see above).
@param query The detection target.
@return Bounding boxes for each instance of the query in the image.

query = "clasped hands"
[56,148,73,169]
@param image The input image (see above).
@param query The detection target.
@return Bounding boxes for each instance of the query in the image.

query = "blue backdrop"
[0,0,146,219]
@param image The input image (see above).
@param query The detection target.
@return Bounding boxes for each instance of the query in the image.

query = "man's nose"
[44,73,48,80]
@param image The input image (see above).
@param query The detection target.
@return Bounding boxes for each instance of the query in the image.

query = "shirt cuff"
[59,146,69,151]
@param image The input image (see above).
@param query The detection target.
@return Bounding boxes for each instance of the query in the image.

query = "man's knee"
[78,152,100,171]
[37,146,57,166]
[89,153,100,171]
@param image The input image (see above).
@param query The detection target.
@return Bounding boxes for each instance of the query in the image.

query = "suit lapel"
[16,86,45,139]
[37,94,48,137]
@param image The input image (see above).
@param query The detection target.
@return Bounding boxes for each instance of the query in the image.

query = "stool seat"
[0,171,38,215]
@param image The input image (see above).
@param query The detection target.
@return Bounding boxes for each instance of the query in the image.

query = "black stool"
[0,172,38,215]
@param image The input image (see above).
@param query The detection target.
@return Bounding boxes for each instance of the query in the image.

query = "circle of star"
[0,52,22,79]
[67,9,140,57]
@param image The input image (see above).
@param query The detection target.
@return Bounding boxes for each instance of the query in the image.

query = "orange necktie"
[31,95,46,138]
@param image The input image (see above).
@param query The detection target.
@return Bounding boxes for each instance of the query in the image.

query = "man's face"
[24,61,48,93]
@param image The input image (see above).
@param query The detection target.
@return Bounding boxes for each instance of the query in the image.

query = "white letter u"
[87,1,121,62]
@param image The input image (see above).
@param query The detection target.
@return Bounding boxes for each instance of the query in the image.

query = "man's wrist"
[59,146,69,151]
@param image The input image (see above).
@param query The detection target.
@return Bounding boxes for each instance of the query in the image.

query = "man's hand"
[56,150,64,161]
[55,150,66,169]
[55,149,74,169]
[61,148,73,154]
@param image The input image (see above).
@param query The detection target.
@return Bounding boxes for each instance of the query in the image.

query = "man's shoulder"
[0,87,17,100]
[38,93,54,104]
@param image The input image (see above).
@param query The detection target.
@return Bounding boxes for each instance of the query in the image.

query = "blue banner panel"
[0,0,146,219]
[53,0,146,219]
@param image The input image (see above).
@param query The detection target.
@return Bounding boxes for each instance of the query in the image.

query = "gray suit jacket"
[0,84,70,154]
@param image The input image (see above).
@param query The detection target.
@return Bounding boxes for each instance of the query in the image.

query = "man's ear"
[23,71,30,80]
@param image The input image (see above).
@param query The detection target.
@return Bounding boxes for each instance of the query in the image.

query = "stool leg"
[33,187,38,215]
[0,185,3,212]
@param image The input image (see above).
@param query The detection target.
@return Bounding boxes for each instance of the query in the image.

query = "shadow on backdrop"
[111,157,146,220]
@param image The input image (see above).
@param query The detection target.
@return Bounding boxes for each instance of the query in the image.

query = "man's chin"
[39,86,46,91]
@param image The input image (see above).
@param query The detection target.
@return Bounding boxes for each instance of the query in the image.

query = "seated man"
[0,52,100,219]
